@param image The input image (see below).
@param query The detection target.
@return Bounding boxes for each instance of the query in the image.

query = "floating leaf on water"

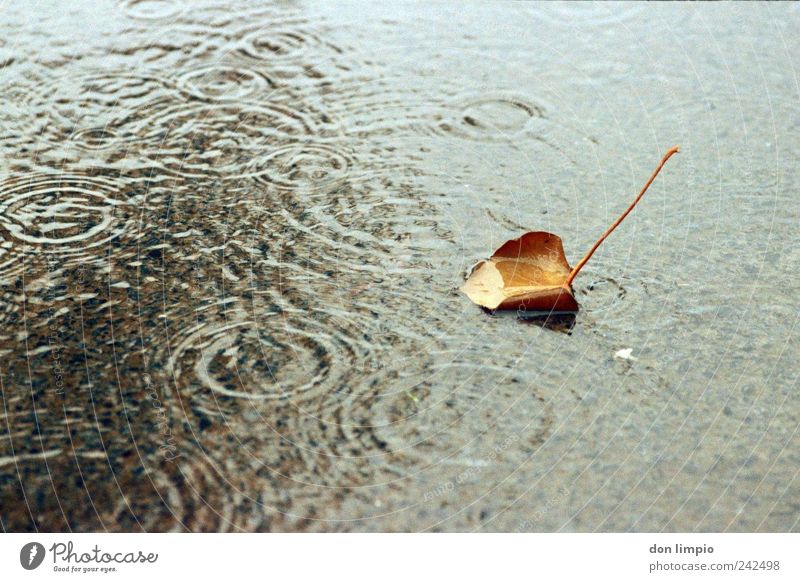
[461,231,578,312]
[461,146,680,314]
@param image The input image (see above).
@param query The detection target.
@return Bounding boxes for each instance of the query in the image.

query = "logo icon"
[20,542,46,570]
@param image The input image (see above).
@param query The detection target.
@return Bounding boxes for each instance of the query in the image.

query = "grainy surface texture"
[0,1,797,532]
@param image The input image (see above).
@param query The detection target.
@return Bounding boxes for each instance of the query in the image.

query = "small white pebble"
[614,348,637,361]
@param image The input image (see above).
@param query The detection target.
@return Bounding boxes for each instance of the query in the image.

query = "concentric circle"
[0,173,137,280]
[244,142,353,192]
[137,101,325,178]
[163,308,371,421]
[29,71,174,145]
[169,320,331,403]
[438,93,547,141]
[237,27,329,63]
[70,127,122,150]
[176,66,273,102]
[123,0,187,21]
[0,176,124,247]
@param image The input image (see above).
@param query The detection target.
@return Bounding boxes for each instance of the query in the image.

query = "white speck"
[614,348,637,361]
[221,266,240,282]
[441,458,492,468]
[76,451,108,460]
[172,229,200,239]
[26,345,61,357]
[0,449,62,467]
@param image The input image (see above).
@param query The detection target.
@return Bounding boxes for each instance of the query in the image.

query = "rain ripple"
[437,93,548,141]
[0,173,140,282]
[176,66,274,102]
[245,142,354,192]
[236,25,338,64]
[164,311,367,417]
[134,100,337,179]
[122,0,188,21]
[28,71,175,149]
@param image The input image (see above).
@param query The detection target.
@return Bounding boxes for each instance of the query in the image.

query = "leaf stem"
[565,145,680,288]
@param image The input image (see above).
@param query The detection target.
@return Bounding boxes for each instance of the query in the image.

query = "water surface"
[0,1,798,532]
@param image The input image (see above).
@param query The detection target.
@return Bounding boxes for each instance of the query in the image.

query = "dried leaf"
[461,231,578,312]
[461,146,680,314]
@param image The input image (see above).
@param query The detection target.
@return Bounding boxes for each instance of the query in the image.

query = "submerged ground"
[0,1,798,531]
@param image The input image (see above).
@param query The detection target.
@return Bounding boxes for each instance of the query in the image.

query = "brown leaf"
[461,232,578,312]
[461,146,681,314]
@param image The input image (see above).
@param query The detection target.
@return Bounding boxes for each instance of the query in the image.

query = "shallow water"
[0,1,798,532]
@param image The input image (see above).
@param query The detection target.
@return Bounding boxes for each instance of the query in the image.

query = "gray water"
[0,1,797,532]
